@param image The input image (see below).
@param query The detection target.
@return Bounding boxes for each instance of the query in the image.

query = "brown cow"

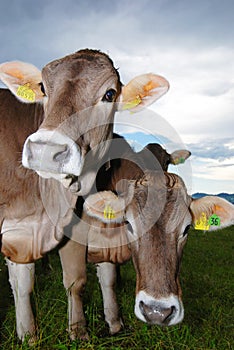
[0,50,169,341]
[58,135,233,339]
[79,172,234,337]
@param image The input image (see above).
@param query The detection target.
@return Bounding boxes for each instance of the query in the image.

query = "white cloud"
[195,159,234,180]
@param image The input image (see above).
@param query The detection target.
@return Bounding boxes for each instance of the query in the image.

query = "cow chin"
[22,129,83,178]
[134,291,184,326]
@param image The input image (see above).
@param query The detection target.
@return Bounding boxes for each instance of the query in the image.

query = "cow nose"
[24,139,72,174]
[28,140,70,163]
[22,130,82,177]
[139,301,175,325]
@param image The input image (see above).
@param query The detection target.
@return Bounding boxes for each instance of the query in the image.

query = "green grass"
[0,227,233,349]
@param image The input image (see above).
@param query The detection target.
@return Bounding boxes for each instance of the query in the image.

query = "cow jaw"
[135,291,184,326]
[22,129,83,179]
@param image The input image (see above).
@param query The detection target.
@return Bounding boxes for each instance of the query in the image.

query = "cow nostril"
[164,305,175,322]
[26,140,33,161]
[53,145,70,163]
[139,301,176,325]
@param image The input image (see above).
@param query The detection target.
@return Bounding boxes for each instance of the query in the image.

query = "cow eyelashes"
[102,89,117,102]
[39,82,46,96]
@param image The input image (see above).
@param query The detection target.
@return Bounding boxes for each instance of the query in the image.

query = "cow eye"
[39,82,46,96]
[102,89,116,102]
[183,225,191,237]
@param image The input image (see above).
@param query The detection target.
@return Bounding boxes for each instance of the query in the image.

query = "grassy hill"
[0,226,233,349]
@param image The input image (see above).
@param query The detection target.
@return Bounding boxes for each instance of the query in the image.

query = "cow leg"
[59,240,88,340]
[6,258,36,342]
[96,262,123,335]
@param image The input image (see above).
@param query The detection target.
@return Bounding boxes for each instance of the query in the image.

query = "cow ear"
[190,196,234,231]
[0,61,44,103]
[84,191,126,224]
[119,73,169,112]
[170,150,191,165]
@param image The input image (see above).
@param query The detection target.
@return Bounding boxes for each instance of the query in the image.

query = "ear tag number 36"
[209,214,221,226]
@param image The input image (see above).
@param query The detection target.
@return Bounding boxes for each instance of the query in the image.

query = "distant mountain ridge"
[192,192,234,204]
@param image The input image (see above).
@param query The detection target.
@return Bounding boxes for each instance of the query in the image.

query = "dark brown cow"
[59,135,234,339]
[0,50,169,341]
[138,143,191,171]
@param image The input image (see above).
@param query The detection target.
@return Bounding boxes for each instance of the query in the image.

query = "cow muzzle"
[135,291,184,326]
[22,130,83,178]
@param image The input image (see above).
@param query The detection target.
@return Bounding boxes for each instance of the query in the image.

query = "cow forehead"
[129,171,191,234]
[42,50,120,86]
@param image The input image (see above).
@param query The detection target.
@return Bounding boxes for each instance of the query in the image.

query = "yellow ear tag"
[123,96,142,110]
[17,84,36,102]
[103,205,116,220]
[194,212,210,230]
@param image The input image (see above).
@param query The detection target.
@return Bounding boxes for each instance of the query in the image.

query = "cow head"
[84,172,234,326]
[138,144,191,171]
[0,50,169,194]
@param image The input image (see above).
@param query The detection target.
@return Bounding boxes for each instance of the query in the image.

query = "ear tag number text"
[194,212,210,230]
[17,84,35,102]
[208,214,221,226]
[103,205,116,220]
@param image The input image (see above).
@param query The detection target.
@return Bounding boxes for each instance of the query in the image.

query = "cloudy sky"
[0,0,233,194]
